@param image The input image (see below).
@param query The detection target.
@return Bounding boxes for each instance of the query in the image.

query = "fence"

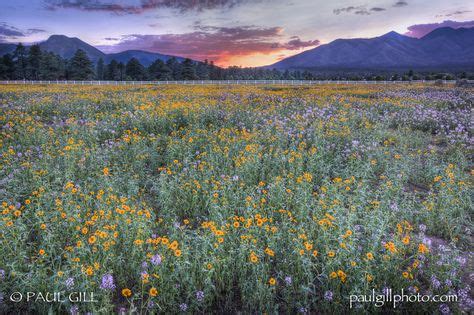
[0,79,464,86]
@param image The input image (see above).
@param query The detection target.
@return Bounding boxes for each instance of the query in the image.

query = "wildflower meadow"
[0,83,472,314]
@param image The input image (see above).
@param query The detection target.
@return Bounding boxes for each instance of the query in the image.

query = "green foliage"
[68,49,95,80]
[125,58,147,80]
[0,84,471,313]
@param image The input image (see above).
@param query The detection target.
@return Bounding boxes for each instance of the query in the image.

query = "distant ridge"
[267,27,474,71]
[1,27,473,70]
[39,35,105,61]
[0,35,186,66]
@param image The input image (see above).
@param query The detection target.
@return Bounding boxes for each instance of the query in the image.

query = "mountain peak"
[46,34,85,43]
[48,34,70,39]
[268,26,473,70]
[39,34,105,61]
[380,31,406,40]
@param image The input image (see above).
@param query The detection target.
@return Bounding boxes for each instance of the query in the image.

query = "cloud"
[278,37,320,50]
[98,25,319,66]
[44,0,254,14]
[333,5,385,16]
[333,6,358,15]
[370,7,386,12]
[393,1,408,7]
[0,22,46,42]
[0,22,24,39]
[354,9,370,15]
[404,19,474,38]
[436,10,471,18]
[27,28,47,34]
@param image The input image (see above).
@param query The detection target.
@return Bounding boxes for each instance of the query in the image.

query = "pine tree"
[105,60,119,80]
[39,52,65,80]
[96,58,105,80]
[0,54,15,79]
[68,49,94,80]
[125,58,146,80]
[196,60,210,80]
[148,59,172,80]
[166,57,181,80]
[117,62,125,81]
[13,43,27,79]
[27,44,42,80]
[181,58,197,80]
[0,58,7,79]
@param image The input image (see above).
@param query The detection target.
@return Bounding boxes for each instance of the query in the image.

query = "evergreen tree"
[27,44,42,80]
[282,70,292,80]
[196,59,210,80]
[13,43,27,79]
[117,62,125,81]
[105,60,119,80]
[68,49,94,80]
[0,54,15,79]
[166,57,181,80]
[0,58,6,79]
[209,61,222,80]
[39,52,65,80]
[181,58,197,80]
[125,58,146,80]
[96,58,105,80]
[148,59,172,80]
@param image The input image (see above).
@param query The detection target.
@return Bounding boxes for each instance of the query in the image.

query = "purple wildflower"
[431,275,441,290]
[70,305,79,315]
[179,303,188,312]
[285,276,292,285]
[439,304,450,314]
[65,277,74,290]
[324,290,333,301]
[151,254,162,266]
[196,290,204,302]
[100,273,115,290]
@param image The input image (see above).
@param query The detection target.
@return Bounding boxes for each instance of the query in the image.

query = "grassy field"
[0,84,472,314]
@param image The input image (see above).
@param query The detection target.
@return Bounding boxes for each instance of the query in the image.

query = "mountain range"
[0,35,185,66]
[0,27,473,70]
[268,27,474,71]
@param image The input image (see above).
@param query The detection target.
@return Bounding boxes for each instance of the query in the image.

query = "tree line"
[0,43,472,81]
[0,44,308,81]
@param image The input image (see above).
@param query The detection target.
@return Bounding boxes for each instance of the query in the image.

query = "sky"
[0,0,473,67]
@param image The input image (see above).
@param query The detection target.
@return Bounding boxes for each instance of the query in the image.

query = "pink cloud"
[98,26,319,66]
[405,19,474,38]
